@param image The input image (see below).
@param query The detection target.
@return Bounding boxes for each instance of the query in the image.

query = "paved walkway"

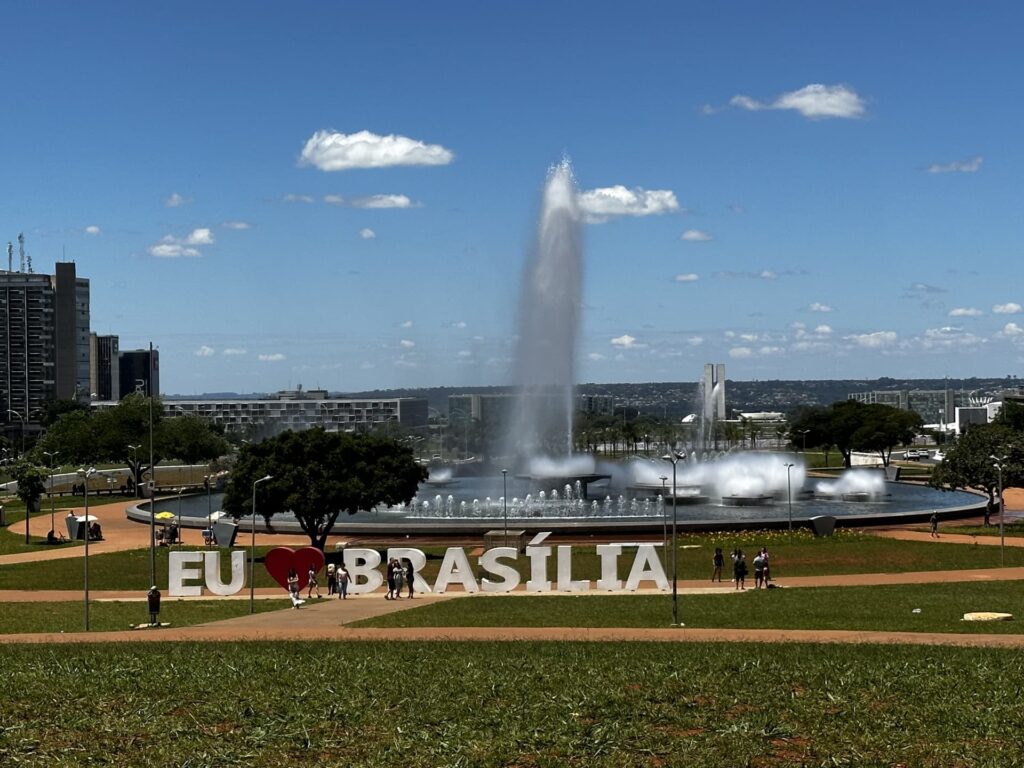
[2,486,1024,647]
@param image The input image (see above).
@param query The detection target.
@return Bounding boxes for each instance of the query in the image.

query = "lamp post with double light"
[991,455,1008,566]
[250,475,273,613]
[661,448,685,627]
[78,467,97,630]
[43,450,59,532]
[784,462,795,532]
[502,469,508,548]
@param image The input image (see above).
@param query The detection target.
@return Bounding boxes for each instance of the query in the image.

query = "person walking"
[307,563,322,599]
[326,563,337,597]
[712,548,724,582]
[930,510,939,538]
[760,548,771,585]
[337,565,351,599]
[733,550,747,590]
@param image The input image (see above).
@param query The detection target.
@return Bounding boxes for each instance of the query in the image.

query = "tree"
[222,428,427,550]
[930,423,1023,505]
[161,415,231,472]
[12,461,48,514]
[851,404,923,467]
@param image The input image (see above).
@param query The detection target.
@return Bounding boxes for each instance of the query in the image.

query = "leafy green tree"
[222,428,427,550]
[851,404,923,467]
[12,461,48,514]
[161,415,231,471]
[33,410,98,466]
[930,423,1023,505]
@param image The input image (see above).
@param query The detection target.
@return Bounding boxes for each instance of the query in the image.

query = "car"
[904,450,923,460]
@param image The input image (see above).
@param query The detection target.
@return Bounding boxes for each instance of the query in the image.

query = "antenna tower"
[6,242,11,273]
[18,233,25,272]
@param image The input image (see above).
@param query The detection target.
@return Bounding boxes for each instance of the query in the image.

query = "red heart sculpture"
[265,547,326,592]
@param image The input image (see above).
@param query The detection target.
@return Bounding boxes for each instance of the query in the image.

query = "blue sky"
[4,2,1023,394]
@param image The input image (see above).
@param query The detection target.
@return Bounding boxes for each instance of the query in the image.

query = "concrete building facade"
[89,333,120,401]
[118,348,159,399]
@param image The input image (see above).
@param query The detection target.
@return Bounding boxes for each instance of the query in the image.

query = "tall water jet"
[510,160,583,461]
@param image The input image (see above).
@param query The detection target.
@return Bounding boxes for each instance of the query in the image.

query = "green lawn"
[357,581,1024,634]
[0,642,1022,766]
[3,529,1024,592]
[0,598,286,634]
[939,520,1024,538]
[0,494,135,554]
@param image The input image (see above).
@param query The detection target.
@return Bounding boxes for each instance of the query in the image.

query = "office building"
[119,348,159,399]
[157,392,428,436]
[89,333,120,401]
[849,388,957,423]
[1,258,90,441]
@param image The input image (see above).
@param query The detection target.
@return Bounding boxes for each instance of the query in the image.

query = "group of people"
[285,563,354,607]
[713,546,773,590]
[386,557,415,600]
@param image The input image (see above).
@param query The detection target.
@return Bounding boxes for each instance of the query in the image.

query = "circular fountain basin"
[722,495,775,507]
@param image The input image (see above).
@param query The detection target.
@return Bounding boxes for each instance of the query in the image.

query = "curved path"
[2,488,1024,647]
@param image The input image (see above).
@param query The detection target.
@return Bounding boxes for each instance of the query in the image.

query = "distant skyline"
[4,2,1024,394]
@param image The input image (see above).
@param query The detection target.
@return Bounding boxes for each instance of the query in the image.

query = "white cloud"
[680,229,713,242]
[731,84,866,120]
[457,350,472,358]
[258,353,286,362]
[283,193,314,203]
[815,324,833,335]
[927,155,983,174]
[400,320,413,328]
[999,322,1024,337]
[809,302,833,313]
[993,302,1021,315]
[84,225,101,235]
[450,321,467,329]
[148,243,200,258]
[729,347,753,359]
[918,326,984,350]
[740,333,759,343]
[948,307,983,317]
[223,221,251,230]
[845,331,897,348]
[674,273,700,282]
[577,186,680,223]
[400,339,416,349]
[164,192,190,207]
[359,361,376,370]
[588,352,607,361]
[610,334,637,349]
[195,345,215,357]
[325,194,418,209]
[687,336,704,346]
[759,346,784,355]
[184,227,214,245]
[299,129,454,171]
[760,270,777,280]
[359,228,376,239]
[222,348,247,356]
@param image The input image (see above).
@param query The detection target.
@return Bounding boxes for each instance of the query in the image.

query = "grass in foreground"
[0,599,285,634]
[1,642,1022,767]
[356,581,1024,635]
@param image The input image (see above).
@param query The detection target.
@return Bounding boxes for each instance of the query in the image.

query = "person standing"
[338,565,351,600]
[760,548,771,585]
[752,550,765,589]
[385,558,397,599]
[930,510,939,538]
[287,568,302,608]
[392,558,405,599]
[733,550,747,590]
[405,558,415,599]
[712,548,724,582]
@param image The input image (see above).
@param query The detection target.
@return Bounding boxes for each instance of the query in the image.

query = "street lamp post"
[991,455,1007,566]
[250,475,273,614]
[6,409,25,456]
[501,469,508,548]
[78,467,97,631]
[659,475,668,559]
[44,450,59,532]
[797,429,809,454]
[128,444,140,497]
[784,462,795,532]
[204,474,213,538]
[661,449,685,627]
[177,487,185,546]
